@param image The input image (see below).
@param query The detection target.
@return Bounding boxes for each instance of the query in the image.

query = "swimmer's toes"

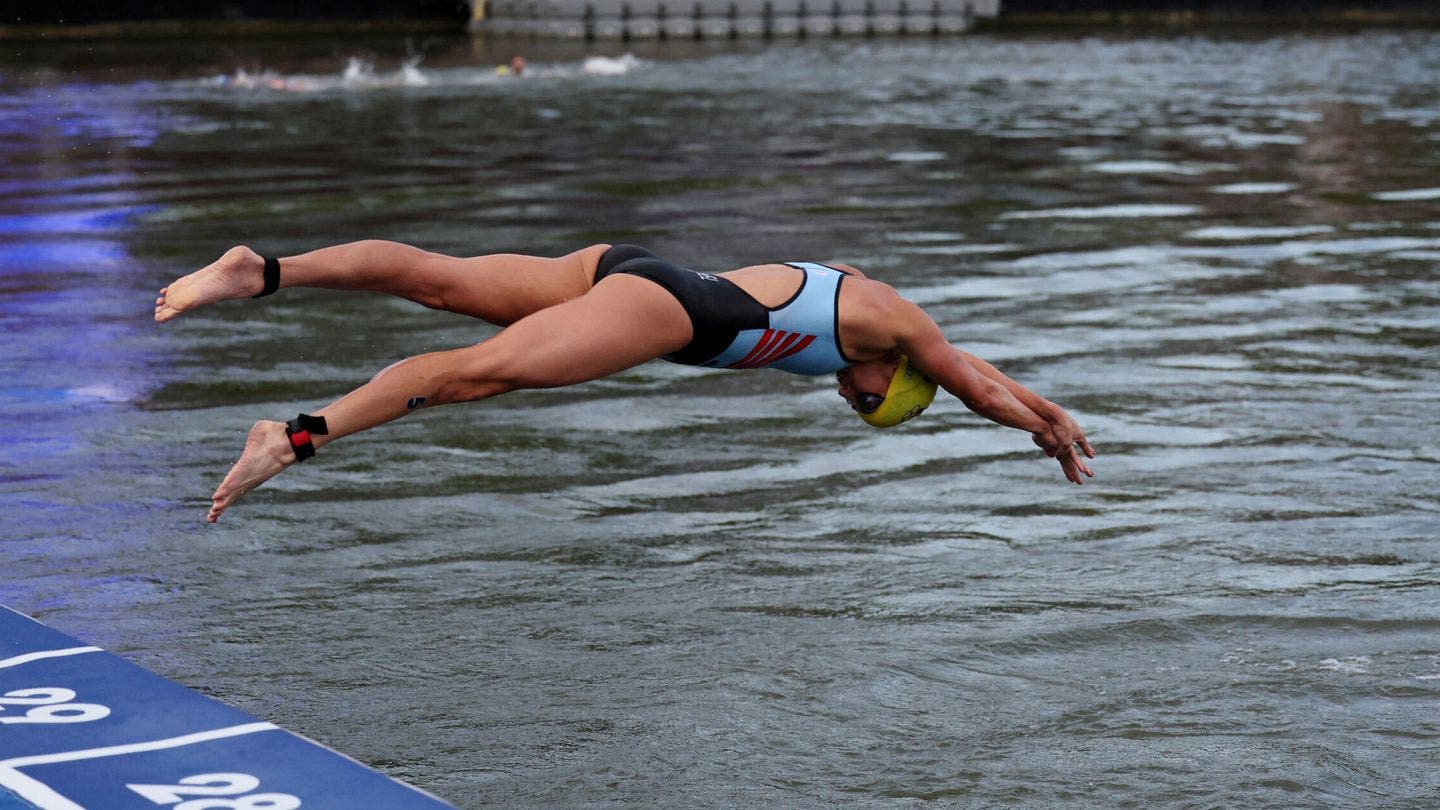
[209,485,240,522]
[153,286,192,322]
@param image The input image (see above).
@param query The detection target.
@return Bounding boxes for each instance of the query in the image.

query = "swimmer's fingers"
[1060,455,1084,485]
[1053,415,1097,463]
[1056,447,1094,485]
[1064,421,1096,459]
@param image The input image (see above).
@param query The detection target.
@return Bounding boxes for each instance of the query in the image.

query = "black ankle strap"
[252,256,281,298]
[285,413,329,462]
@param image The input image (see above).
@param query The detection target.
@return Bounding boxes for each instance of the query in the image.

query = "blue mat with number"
[0,606,455,810]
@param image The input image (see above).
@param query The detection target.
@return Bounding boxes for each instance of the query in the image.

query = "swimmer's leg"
[207,274,689,522]
[156,241,612,326]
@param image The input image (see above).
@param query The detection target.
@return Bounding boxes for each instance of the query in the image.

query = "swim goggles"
[855,355,938,428]
[851,393,886,415]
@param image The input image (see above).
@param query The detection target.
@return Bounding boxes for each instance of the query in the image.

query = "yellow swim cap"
[859,355,938,428]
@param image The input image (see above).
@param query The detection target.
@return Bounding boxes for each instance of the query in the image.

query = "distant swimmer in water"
[155,242,1096,522]
[495,56,526,76]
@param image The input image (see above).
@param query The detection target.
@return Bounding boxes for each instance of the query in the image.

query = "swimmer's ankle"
[251,254,281,298]
[284,413,329,462]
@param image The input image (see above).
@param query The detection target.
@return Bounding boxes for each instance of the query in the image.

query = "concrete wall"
[471,0,1000,39]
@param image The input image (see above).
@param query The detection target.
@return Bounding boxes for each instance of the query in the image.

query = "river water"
[2,29,1438,807]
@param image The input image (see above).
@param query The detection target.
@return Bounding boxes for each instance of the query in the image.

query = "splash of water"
[203,53,645,95]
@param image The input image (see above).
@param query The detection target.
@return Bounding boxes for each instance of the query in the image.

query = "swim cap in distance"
[859,355,937,428]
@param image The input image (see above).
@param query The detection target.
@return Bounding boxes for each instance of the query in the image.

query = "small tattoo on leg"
[406,396,427,410]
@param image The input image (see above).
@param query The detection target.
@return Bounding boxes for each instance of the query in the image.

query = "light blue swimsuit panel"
[701,262,851,376]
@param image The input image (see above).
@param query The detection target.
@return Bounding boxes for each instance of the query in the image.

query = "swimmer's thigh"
[423,243,612,325]
[462,273,693,390]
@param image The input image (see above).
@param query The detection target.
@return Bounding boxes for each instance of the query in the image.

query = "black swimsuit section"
[594,244,769,366]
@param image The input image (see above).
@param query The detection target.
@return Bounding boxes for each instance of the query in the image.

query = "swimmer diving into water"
[155,242,1096,522]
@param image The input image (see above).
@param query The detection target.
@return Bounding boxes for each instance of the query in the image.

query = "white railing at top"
[470,0,1000,39]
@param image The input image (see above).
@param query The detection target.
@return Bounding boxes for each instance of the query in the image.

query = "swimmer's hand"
[1032,409,1096,485]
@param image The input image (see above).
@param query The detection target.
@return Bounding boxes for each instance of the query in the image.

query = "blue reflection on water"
[0,103,152,507]
[0,208,157,236]
[0,240,128,269]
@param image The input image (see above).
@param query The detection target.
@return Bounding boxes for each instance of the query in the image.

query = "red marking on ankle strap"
[289,430,311,447]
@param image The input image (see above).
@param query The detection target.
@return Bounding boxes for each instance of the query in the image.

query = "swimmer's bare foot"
[155,246,266,323]
[209,420,295,523]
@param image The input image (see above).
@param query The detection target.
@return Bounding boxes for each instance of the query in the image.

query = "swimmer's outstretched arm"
[954,348,1094,460]
[888,299,1095,484]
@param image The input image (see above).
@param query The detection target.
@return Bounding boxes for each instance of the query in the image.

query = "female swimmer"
[154,242,1096,522]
